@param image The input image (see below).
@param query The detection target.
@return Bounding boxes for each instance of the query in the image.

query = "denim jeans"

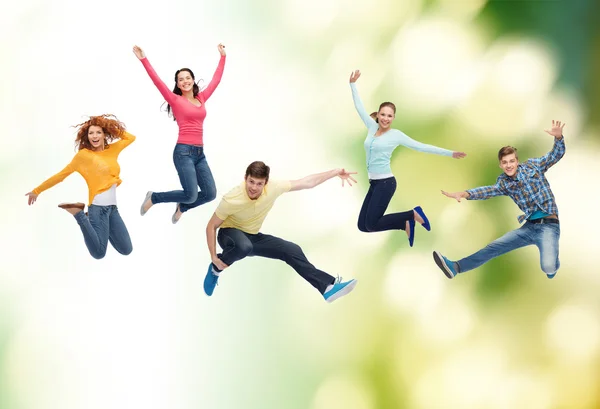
[216,228,335,294]
[357,177,414,232]
[73,205,133,259]
[457,221,561,276]
[151,144,217,213]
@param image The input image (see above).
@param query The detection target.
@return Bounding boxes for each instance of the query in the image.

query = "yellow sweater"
[33,132,136,205]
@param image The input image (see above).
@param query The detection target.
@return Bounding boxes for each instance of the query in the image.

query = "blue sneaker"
[408,219,416,247]
[204,263,220,296]
[413,206,431,231]
[432,251,457,279]
[323,277,357,303]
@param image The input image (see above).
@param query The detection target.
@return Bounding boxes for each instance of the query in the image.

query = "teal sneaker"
[204,263,220,296]
[323,277,357,303]
[433,251,457,279]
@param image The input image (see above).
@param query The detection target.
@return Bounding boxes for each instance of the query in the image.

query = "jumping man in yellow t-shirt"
[205,161,359,303]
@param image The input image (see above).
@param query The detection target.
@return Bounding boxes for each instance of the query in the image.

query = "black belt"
[528,217,559,225]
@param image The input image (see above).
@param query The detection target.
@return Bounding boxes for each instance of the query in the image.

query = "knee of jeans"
[357,220,369,232]
[541,261,558,276]
[91,249,107,260]
[182,189,198,204]
[205,186,217,202]
[237,242,253,256]
[364,220,378,232]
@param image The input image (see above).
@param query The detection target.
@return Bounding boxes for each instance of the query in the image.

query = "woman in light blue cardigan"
[349,70,466,247]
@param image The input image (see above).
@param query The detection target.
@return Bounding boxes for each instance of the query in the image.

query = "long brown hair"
[73,114,126,151]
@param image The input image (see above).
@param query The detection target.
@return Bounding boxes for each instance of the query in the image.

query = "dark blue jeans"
[216,228,335,294]
[73,205,133,259]
[151,144,217,213]
[357,177,414,232]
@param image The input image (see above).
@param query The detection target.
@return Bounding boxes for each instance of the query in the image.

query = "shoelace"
[334,276,344,284]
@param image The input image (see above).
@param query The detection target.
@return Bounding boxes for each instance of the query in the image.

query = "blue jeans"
[216,228,335,294]
[457,221,561,276]
[73,205,133,259]
[357,177,414,232]
[151,144,217,213]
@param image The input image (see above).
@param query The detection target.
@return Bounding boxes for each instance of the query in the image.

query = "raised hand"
[25,191,38,205]
[132,45,146,60]
[452,151,467,159]
[349,70,361,83]
[544,120,565,138]
[441,190,467,202]
[337,169,358,187]
[218,43,226,56]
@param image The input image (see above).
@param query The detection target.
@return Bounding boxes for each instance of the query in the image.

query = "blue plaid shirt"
[466,138,565,224]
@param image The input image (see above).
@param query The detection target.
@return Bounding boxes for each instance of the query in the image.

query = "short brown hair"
[245,161,270,182]
[498,146,518,161]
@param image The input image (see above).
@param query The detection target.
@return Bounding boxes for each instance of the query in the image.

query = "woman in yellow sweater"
[25,115,136,259]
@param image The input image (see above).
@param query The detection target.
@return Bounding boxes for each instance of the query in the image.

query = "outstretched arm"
[133,45,176,104]
[201,44,227,101]
[26,161,77,205]
[349,70,377,129]
[531,120,566,172]
[399,132,466,159]
[290,168,358,192]
[442,182,505,203]
[206,212,228,270]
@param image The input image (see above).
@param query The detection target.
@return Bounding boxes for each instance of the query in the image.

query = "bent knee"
[541,262,559,277]
[182,190,199,204]
[91,251,107,260]
[120,245,133,256]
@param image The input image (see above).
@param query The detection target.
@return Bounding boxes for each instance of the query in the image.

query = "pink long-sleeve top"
[140,55,226,146]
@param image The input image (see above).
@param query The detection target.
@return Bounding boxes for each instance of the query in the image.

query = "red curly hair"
[73,114,126,151]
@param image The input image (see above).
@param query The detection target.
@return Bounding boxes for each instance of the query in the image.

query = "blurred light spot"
[284,0,340,31]
[413,345,508,409]
[436,0,488,20]
[312,373,374,409]
[456,39,558,141]
[545,302,600,362]
[390,17,484,116]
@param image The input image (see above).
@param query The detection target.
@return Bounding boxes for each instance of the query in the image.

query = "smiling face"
[87,125,106,151]
[377,106,395,130]
[499,153,519,177]
[245,176,267,200]
[176,69,195,93]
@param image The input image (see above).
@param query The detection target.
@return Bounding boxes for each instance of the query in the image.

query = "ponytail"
[370,112,379,123]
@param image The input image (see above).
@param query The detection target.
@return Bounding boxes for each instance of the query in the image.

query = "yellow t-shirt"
[215,179,292,234]
[32,132,136,205]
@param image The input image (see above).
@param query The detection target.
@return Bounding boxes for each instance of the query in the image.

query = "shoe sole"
[433,251,454,279]
[325,279,358,303]
[172,204,180,224]
[58,202,85,210]
[140,191,152,216]
[408,220,415,247]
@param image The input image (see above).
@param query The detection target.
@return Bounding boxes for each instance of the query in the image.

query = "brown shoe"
[58,202,85,211]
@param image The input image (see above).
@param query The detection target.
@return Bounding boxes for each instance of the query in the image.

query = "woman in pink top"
[134,44,226,224]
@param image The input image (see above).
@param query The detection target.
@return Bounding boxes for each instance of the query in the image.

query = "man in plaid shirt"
[433,120,566,280]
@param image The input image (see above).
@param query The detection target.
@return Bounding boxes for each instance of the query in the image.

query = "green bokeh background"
[2,0,600,408]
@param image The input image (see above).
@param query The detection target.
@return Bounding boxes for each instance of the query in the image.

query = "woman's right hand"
[132,45,146,60]
[25,192,38,205]
[349,69,361,83]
